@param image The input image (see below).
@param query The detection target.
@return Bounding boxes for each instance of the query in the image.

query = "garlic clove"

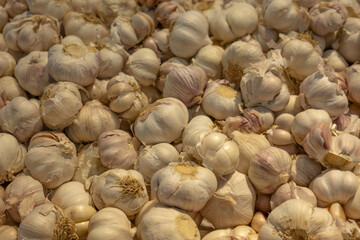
[251,211,267,233]
[191,44,224,80]
[51,181,93,209]
[0,225,17,240]
[291,154,322,187]
[155,1,185,28]
[0,51,15,77]
[329,203,347,222]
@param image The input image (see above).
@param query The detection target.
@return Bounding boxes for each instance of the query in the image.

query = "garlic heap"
[202,225,258,240]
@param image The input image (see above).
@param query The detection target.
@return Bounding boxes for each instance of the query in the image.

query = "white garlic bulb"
[0,225,17,240]
[85,171,109,210]
[169,10,212,58]
[98,130,139,170]
[65,100,120,143]
[64,204,97,239]
[335,113,360,137]
[202,80,242,120]
[0,51,15,77]
[71,0,99,15]
[163,65,208,107]
[47,40,99,87]
[191,44,224,80]
[346,64,360,105]
[51,181,92,209]
[87,207,136,240]
[0,6,8,32]
[344,183,360,219]
[202,225,258,240]
[151,162,217,212]
[155,1,185,28]
[4,175,45,223]
[0,133,26,183]
[200,171,256,228]
[248,146,292,194]
[133,97,189,145]
[143,28,171,61]
[157,57,188,92]
[25,131,77,189]
[26,0,73,20]
[124,48,160,87]
[97,0,139,24]
[135,143,179,182]
[86,79,110,105]
[0,96,43,142]
[323,50,349,72]
[0,76,26,103]
[14,51,51,96]
[259,199,343,239]
[2,13,60,53]
[291,154,322,187]
[339,17,360,63]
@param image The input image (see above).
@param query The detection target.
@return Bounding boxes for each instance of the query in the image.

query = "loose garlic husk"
[64,204,97,239]
[133,97,189,145]
[65,100,120,143]
[2,13,60,53]
[0,51,15,77]
[0,225,17,240]
[163,65,208,107]
[291,108,332,146]
[0,76,26,103]
[339,17,360,63]
[86,79,110,105]
[259,199,343,239]
[201,80,243,120]
[26,0,73,20]
[309,169,359,207]
[323,50,349,72]
[202,225,258,240]
[248,146,292,194]
[143,29,171,61]
[135,143,179,182]
[97,0,139,24]
[18,204,78,240]
[0,96,43,142]
[291,154,322,187]
[98,130,139,170]
[14,51,51,96]
[47,40,100,87]
[191,44,224,80]
[110,12,154,50]
[25,131,77,189]
[200,171,256,228]
[155,1,185,28]
[345,64,360,105]
[124,48,160,87]
[51,181,92,209]
[0,133,26,184]
[169,10,212,58]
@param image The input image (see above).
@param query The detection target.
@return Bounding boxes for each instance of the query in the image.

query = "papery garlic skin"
[65,100,120,143]
[192,45,223,80]
[335,114,360,137]
[291,154,322,187]
[0,51,15,77]
[259,199,343,240]
[253,22,279,52]
[87,207,136,240]
[339,17,360,63]
[26,0,73,20]
[248,146,292,194]
[25,131,77,189]
[329,133,360,170]
[97,0,139,24]
[346,64,360,105]
[200,171,256,228]
[0,96,43,143]
[98,130,138,170]
[51,181,92,209]
[135,143,179,182]
[157,57,188,92]
[133,97,189,145]
[151,162,217,212]
[4,175,45,223]
[170,10,212,58]
[323,50,349,72]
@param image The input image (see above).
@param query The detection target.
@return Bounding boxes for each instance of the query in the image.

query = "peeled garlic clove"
[0,225,17,240]
[346,64,360,105]
[169,10,212,58]
[26,0,73,20]
[309,169,359,207]
[155,1,185,28]
[200,171,256,228]
[97,0,139,24]
[339,17,360,63]
[323,50,349,72]
[4,175,45,223]
[291,154,322,187]
[191,44,223,80]
[51,181,92,209]
[0,51,15,77]
[65,100,120,143]
[133,97,189,145]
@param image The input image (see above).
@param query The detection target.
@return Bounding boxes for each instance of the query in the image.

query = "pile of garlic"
[1,0,360,239]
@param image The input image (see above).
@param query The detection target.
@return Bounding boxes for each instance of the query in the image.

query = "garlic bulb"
[201,80,242,120]
[2,13,60,53]
[135,143,179,182]
[88,207,136,240]
[64,204,97,239]
[299,68,349,119]
[47,40,99,87]
[151,162,217,212]
[346,64,360,105]
[0,225,17,240]
[124,48,160,87]
[137,202,200,240]
[335,114,360,137]
[248,146,292,194]
[0,34,7,51]
[25,131,77,189]
[329,133,360,170]
[4,175,45,223]
[86,79,110,105]
[221,39,265,86]
[291,154,322,187]
[200,171,256,228]
[51,181,92,209]
[98,130,139,170]
[110,12,154,50]
[155,1,185,28]
[275,95,303,116]
[14,51,51,96]
[40,82,85,131]
[291,109,332,145]
[0,96,43,142]
[259,199,343,239]
[133,97,189,145]
[263,0,310,33]
[202,225,258,240]
[343,182,360,219]
[163,65,208,107]
[157,57,188,92]
[85,171,109,210]
[0,76,26,102]
[0,51,15,76]
[26,0,73,20]
[97,0,139,24]
[107,73,148,120]
[0,6,8,32]
[169,10,212,58]
[208,2,258,44]
[323,50,349,72]
[143,29,171,61]
[71,0,99,15]
[65,100,120,143]
[196,132,239,176]
[191,44,223,80]
[309,169,359,207]
[18,204,78,239]
[252,21,279,52]
[339,17,360,63]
